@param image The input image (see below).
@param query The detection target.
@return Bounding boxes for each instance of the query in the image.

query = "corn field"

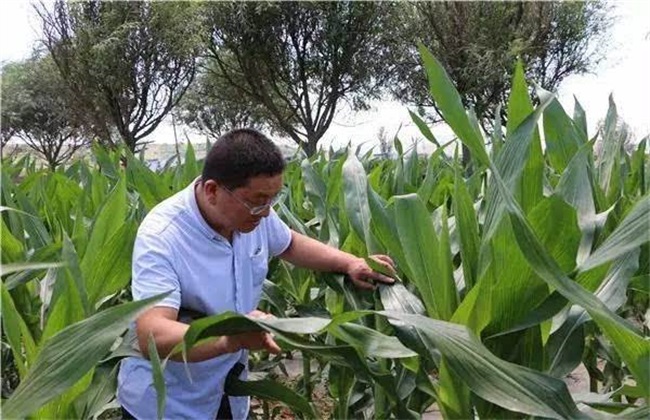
[1,49,649,419]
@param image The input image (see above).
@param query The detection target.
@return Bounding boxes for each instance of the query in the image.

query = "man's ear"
[203,179,220,203]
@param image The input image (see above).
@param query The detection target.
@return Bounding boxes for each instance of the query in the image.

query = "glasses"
[222,186,286,216]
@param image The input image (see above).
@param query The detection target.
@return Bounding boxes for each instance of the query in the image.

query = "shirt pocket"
[249,246,268,287]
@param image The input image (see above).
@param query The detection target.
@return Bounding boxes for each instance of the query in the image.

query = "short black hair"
[201,128,285,189]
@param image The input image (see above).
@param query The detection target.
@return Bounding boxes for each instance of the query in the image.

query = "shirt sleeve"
[265,209,292,257]
[131,230,181,309]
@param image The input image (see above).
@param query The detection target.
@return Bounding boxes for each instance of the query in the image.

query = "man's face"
[215,174,284,233]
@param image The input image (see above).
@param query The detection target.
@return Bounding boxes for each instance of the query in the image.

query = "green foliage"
[2,46,648,419]
[37,0,204,151]
[173,61,273,140]
[394,1,613,128]
[204,1,403,155]
[0,53,87,169]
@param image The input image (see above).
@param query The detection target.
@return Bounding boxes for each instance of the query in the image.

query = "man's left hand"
[346,255,396,290]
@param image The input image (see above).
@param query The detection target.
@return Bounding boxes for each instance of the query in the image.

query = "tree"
[173,62,270,141]
[1,54,87,170]
[204,1,402,156]
[37,0,203,152]
[393,1,613,129]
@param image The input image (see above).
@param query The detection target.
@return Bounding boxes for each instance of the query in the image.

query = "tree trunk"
[47,156,58,172]
[302,137,318,157]
[121,131,138,153]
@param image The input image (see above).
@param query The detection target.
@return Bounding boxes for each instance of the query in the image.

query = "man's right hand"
[222,310,281,354]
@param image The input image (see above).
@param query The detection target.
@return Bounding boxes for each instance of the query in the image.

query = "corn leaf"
[85,220,137,305]
[342,151,379,253]
[42,234,88,340]
[547,250,639,377]
[489,160,650,397]
[453,168,480,291]
[543,97,583,173]
[3,293,167,418]
[226,366,317,418]
[367,187,411,280]
[80,175,127,278]
[148,334,167,420]
[1,282,38,379]
[506,60,543,215]
[409,110,441,147]
[73,363,119,420]
[394,194,457,320]
[578,195,650,271]
[384,312,583,419]
[182,139,199,185]
[418,44,489,166]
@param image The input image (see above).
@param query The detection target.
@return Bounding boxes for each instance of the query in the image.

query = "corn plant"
[2,46,648,419]
[1,149,169,418]
[211,49,649,418]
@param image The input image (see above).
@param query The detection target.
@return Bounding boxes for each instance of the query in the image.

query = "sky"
[1,0,649,154]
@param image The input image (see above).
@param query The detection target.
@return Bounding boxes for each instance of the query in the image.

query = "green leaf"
[489,158,650,397]
[301,158,330,242]
[453,168,480,290]
[73,364,119,420]
[409,110,441,147]
[555,144,603,266]
[4,243,62,289]
[573,97,588,142]
[92,143,121,181]
[330,322,417,359]
[614,405,650,419]
[482,92,554,240]
[182,140,199,184]
[596,95,622,194]
[125,153,172,211]
[542,98,583,173]
[485,292,568,340]
[1,282,37,379]
[578,195,650,271]
[394,194,457,320]
[547,250,639,377]
[418,44,489,166]
[184,312,417,419]
[42,234,88,340]
[85,221,137,305]
[148,334,167,420]
[3,293,168,418]
[1,217,25,262]
[81,176,127,278]
[226,367,317,418]
[261,279,288,315]
[367,187,411,280]
[384,312,583,419]
[342,151,378,253]
[1,199,52,251]
[506,60,543,215]
[417,141,455,204]
[1,261,63,278]
[328,365,356,420]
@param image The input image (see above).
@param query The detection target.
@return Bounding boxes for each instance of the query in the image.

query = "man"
[117,129,395,419]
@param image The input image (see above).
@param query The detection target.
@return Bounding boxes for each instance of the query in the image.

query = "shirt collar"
[185,177,231,243]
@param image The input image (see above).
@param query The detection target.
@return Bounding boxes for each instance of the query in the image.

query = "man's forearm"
[137,313,235,362]
[279,230,360,273]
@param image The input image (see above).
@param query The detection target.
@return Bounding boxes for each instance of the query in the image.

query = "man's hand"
[346,255,396,290]
[222,310,281,354]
